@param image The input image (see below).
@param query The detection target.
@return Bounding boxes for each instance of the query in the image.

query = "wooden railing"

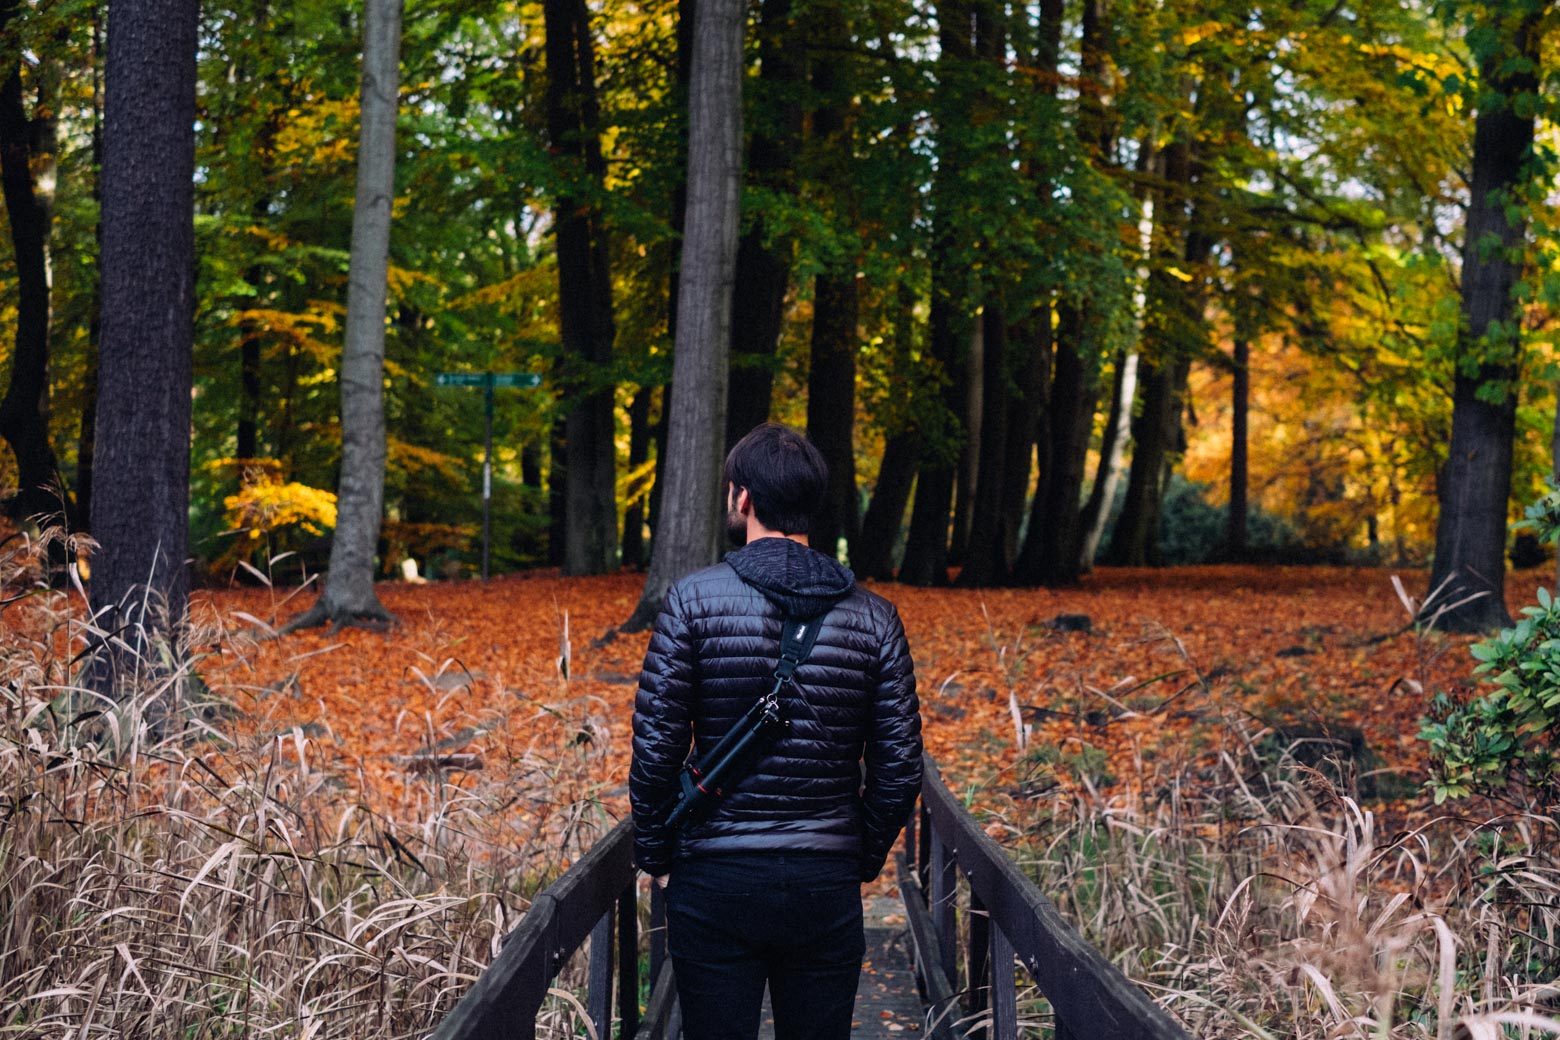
[898,755,1189,1040]
[429,817,681,1040]
[432,754,1190,1040]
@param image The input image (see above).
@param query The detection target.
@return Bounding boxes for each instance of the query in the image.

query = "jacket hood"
[726,537,856,619]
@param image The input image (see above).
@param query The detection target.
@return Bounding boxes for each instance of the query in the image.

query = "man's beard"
[725,506,747,547]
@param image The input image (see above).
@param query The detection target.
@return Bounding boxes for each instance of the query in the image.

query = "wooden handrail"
[431,817,655,1040]
[899,754,1190,1040]
[431,754,1188,1040]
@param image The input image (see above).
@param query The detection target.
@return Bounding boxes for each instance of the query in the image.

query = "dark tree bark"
[548,417,567,566]
[806,272,860,560]
[1102,127,1207,567]
[898,0,975,588]
[623,0,744,631]
[803,10,859,562]
[1010,0,1112,587]
[77,9,104,532]
[1013,305,1098,585]
[1103,356,1189,566]
[0,0,73,536]
[997,316,1046,567]
[1226,337,1249,557]
[1426,4,1542,632]
[958,309,1015,587]
[545,0,618,575]
[90,0,198,679]
[854,430,918,580]
[286,0,403,631]
[948,317,982,567]
[898,291,965,586]
[723,0,804,450]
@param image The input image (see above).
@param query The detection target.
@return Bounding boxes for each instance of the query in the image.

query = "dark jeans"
[665,852,864,1040]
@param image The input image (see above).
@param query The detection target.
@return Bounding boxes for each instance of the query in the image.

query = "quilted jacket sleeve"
[859,603,922,881]
[629,581,698,875]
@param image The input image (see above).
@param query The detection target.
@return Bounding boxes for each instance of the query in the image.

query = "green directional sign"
[435,371,541,388]
[431,370,543,579]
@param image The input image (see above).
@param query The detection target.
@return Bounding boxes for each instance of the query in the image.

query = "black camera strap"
[663,613,825,831]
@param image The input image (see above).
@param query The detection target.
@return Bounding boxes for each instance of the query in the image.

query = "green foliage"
[1420,585,1560,806]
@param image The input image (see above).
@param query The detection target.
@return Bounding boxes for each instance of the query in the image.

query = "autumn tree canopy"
[0,0,1557,628]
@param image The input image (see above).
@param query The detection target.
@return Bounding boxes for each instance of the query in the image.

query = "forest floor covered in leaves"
[10,558,1559,1037]
[194,564,1531,848]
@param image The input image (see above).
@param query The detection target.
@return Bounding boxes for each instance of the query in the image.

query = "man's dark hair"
[723,423,828,535]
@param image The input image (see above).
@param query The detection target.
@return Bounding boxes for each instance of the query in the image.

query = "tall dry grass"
[0,527,614,1038]
[991,630,1560,1039]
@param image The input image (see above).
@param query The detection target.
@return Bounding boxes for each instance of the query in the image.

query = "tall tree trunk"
[287,0,403,630]
[806,271,859,560]
[899,292,965,586]
[548,417,567,566]
[1426,4,1541,632]
[1104,357,1189,566]
[1102,125,1206,567]
[899,0,974,587]
[77,6,105,532]
[1079,347,1136,568]
[958,309,1015,587]
[0,0,73,537]
[623,0,744,631]
[723,0,803,450]
[546,0,618,575]
[1226,337,1249,558]
[855,430,917,580]
[804,15,858,562]
[90,0,198,684]
[1013,305,1097,585]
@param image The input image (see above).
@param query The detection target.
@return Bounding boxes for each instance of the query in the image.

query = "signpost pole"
[483,373,494,582]
[434,370,540,582]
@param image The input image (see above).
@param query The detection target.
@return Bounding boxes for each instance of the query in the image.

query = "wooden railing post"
[618,881,640,1039]
[930,832,957,989]
[587,906,613,1039]
[965,887,990,1017]
[990,920,1016,1040]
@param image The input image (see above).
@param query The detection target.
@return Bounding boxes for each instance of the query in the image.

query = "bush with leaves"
[1421,478,1560,809]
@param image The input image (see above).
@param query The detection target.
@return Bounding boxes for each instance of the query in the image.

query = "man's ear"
[735,487,752,514]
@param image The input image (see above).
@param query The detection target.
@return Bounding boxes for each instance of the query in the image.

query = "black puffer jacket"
[629,538,922,881]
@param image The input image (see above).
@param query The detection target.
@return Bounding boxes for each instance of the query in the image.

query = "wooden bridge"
[429,755,1190,1040]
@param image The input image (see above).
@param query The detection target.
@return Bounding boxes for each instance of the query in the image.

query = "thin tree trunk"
[0,0,72,537]
[286,0,403,631]
[546,0,618,575]
[1227,337,1249,557]
[622,385,652,568]
[77,6,104,532]
[623,0,744,631]
[804,18,858,562]
[1079,179,1153,571]
[806,271,860,560]
[855,430,917,580]
[949,316,983,566]
[90,0,199,685]
[958,309,1014,587]
[1424,5,1540,632]
[724,0,803,450]
[1013,305,1097,585]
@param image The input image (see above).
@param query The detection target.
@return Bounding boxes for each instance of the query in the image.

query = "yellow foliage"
[222,467,338,541]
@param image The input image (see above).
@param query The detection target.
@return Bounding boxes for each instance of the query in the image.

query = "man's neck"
[746,526,809,548]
